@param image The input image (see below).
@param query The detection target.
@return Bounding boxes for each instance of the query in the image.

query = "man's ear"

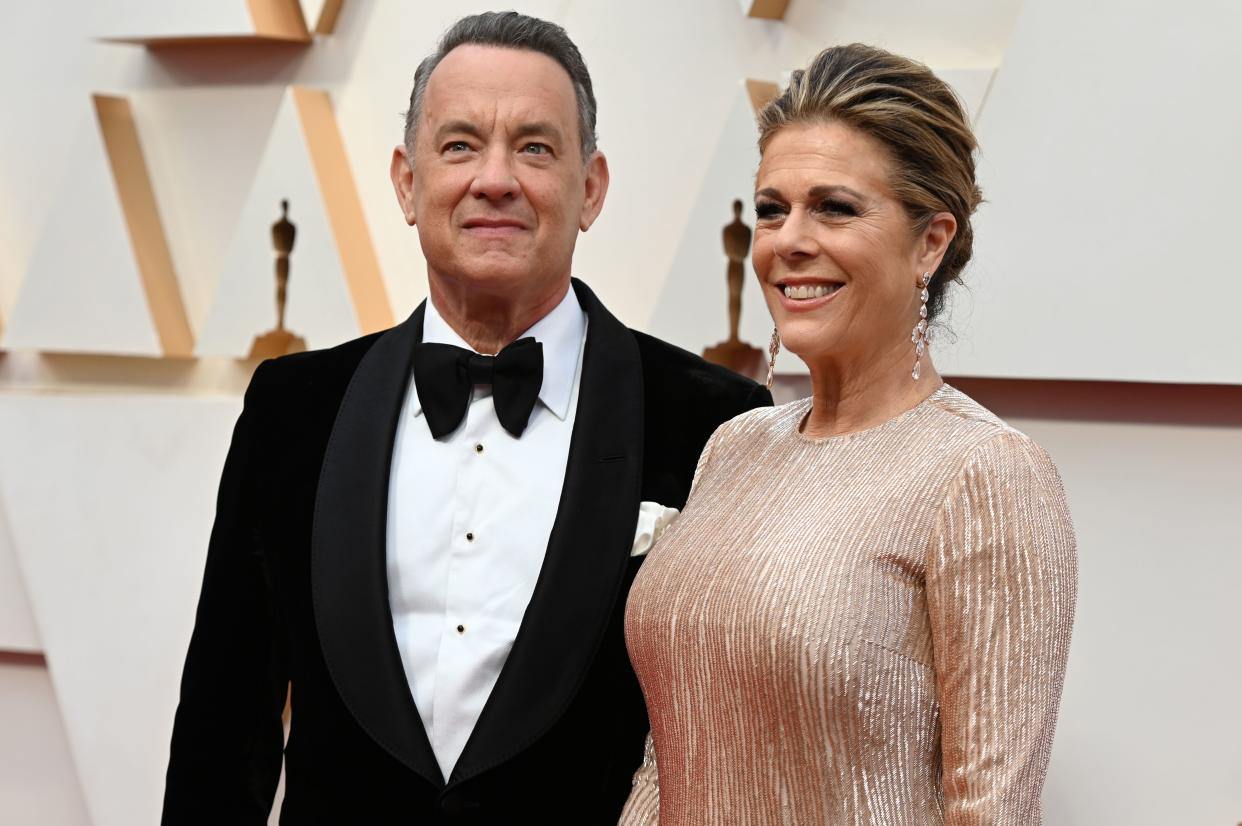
[578,150,610,232]
[389,144,417,226]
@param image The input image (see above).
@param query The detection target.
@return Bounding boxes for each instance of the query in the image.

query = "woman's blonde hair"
[758,44,982,321]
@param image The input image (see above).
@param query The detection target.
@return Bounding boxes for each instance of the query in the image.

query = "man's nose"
[469,146,520,201]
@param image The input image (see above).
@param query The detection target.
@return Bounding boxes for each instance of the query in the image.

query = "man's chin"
[434,264,544,294]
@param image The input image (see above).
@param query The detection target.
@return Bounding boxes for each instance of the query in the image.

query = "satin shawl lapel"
[449,279,645,785]
[310,303,443,787]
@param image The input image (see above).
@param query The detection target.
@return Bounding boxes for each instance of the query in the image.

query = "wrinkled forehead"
[758,121,896,197]
[421,44,579,133]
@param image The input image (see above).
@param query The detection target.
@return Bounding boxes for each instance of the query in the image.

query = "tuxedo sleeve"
[162,361,288,824]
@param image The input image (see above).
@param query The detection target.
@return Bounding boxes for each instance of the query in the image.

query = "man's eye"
[522,143,550,155]
[444,141,470,153]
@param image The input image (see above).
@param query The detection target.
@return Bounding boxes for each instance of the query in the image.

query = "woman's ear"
[918,211,957,276]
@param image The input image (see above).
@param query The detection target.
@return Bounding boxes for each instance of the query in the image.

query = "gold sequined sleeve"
[688,421,727,494]
[926,431,1078,824]
[618,731,660,825]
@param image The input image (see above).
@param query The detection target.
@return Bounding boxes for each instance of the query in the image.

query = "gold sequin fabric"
[621,385,1077,825]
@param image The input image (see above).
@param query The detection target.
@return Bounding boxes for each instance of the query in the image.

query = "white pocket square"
[631,501,680,557]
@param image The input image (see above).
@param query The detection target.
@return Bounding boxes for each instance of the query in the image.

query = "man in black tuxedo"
[162,11,770,824]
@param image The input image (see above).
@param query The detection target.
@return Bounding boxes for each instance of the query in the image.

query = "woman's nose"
[772,210,817,260]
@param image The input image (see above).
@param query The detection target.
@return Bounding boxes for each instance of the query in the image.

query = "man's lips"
[462,218,528,234]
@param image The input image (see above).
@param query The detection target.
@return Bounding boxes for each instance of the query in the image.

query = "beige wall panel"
[938,0,1242,384]
[0,7,147,335]
[3,93,193,357]
[0,395,241,826]
[95,1,253,41]
[94,94,194,358]
[293,86,393,333]
[1016,415,1242,824]
[130,87,290,334]
[1,105,164,356]
[99,0,309,44]
[196,88,370,356]
[0,169,15,338]
[0,659,92,826]
[0,0,1022,359]
[0,500,41,653]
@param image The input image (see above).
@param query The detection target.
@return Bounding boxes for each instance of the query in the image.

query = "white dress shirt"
[386,287,587,777]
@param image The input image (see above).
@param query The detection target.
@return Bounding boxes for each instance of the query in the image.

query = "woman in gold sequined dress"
[621,44,1078,825]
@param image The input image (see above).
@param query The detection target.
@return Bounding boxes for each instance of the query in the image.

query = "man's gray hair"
[403,11,598,161]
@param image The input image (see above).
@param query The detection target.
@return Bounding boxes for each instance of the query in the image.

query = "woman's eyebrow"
[806,184,866,201]
[754,184,868,202]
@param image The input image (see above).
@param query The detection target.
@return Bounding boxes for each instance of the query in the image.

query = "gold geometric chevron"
[290,86,394,333]
[93,94,195,357]
[745,79,781,116]
[742,0,790,20]
[313,0,345,35]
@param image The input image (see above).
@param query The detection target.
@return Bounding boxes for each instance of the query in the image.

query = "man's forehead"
[425,44,576,108]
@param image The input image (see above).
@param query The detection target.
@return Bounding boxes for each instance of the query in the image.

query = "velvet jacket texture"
[161,280,772,825]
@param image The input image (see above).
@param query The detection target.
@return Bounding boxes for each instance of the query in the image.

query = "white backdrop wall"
[0,0,1020,359]
[1,2,1240,825]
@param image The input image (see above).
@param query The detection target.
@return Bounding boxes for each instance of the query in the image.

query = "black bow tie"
[412,337,544,439]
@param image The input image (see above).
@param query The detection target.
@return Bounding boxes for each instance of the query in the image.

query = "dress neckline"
[792,382,951,445]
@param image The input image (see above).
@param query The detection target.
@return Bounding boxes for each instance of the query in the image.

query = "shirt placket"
[432,386,489,754]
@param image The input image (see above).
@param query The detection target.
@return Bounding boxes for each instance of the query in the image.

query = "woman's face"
[753,120,952,374]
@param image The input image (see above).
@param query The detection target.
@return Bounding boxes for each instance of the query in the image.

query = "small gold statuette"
[703,199,764,381]
[248,198,308,360]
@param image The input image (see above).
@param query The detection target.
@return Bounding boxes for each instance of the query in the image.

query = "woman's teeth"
[782,283,841,300]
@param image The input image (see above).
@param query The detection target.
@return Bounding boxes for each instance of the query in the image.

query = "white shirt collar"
[414,286,587,421]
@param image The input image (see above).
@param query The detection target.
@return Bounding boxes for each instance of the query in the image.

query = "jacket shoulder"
[630,331,771,507]
[632,330,770,411]
[247,329,385,409]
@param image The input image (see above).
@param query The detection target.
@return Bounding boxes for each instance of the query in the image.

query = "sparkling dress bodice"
[621,386,1077,825]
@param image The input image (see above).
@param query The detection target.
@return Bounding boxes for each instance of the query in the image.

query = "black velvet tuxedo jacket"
[162,280,771,825]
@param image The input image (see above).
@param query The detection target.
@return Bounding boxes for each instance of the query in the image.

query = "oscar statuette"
[702,199,764,381]
[248,198,308,360]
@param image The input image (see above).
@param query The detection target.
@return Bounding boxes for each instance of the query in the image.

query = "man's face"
[391,44,608,303]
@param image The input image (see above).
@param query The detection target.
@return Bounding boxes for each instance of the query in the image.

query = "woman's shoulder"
[712,396,812,443]
[928,385,1065,491]
[687,398,809,477]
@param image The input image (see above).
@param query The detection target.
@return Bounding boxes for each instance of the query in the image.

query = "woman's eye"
[818,199,858,217]
[755,202,785,220]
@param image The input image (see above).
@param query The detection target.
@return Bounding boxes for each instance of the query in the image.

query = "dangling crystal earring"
[765,325,780,390]
[911,272,931,381]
